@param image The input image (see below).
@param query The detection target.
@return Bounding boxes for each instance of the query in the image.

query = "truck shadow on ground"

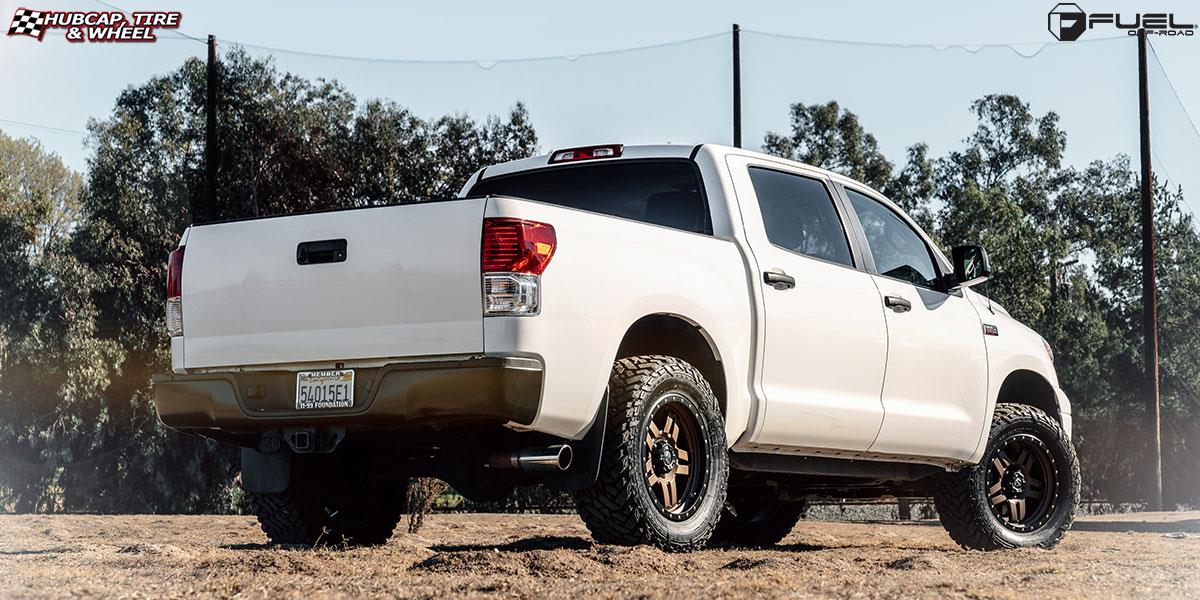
[1071,519,1200,533]
[219,543,276,551]
[431,536,593,552]
[213,518,1200,554]
[433,536,889,554]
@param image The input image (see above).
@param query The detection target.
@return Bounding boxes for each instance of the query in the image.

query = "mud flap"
[543,391,607,491]
[240,446,292,494]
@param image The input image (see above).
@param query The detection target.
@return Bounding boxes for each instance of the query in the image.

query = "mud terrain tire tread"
[575,355,728,552]
[249,473,406,547]
[248,487,324,546]
[932,403,1079,550]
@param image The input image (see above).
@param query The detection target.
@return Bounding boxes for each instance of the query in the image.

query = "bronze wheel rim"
[642,391,709,521]
[986,432,1059,533]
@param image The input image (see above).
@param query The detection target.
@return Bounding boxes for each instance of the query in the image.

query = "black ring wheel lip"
[986,432,1060,533]
[641,390,712,522]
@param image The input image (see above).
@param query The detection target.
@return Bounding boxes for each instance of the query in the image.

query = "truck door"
[840,186,990,460]
[729,157,888,451]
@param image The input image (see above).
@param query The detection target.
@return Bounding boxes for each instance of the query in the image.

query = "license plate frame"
[295,369,355,410]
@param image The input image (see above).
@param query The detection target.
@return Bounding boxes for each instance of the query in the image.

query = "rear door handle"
[884,295,912,313]
[763,271,796,290]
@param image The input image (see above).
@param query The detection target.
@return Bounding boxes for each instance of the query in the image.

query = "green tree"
[934,95,1071,324]
[764,100,936,232]
[0,132,122,512]
[1,48,538,513]
[764,100,894,191]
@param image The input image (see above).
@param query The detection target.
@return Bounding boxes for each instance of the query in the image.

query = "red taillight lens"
[167,246,185,297]
[481,218,556,275]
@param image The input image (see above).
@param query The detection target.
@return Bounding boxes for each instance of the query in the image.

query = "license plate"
[295,369,354,410]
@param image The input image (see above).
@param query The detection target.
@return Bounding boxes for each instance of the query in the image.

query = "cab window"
[748,167,854,267]
[469,160,710,234]
[845,188,940,289]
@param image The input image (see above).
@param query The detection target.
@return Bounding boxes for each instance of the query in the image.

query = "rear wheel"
[575,355,729,552]
[932,403,1079,550]
[248,455,407,547]
[711,487,807,547]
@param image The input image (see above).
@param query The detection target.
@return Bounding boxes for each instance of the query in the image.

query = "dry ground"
[0,511,1197,599]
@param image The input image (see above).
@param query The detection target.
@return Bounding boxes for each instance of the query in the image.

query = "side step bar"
[730,452,944,481]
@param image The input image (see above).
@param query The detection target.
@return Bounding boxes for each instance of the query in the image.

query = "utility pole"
[204,34,218,224]
[1137,29,1163,512]
[732,23,742,148]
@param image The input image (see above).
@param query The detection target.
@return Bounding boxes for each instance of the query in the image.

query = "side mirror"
[951,245,992,289]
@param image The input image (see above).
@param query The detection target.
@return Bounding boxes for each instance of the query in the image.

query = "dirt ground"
[0,511,1197,599]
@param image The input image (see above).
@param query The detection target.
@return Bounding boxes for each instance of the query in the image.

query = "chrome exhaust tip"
[489,444,573,472]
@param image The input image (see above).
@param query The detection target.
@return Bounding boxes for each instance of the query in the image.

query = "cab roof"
[475,143,859,190]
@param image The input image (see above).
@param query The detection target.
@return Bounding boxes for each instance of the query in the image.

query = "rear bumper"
[152,356,543,433]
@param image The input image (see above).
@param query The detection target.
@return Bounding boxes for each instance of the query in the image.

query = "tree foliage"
[0,50,537,512]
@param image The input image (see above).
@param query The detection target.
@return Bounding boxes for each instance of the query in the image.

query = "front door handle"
[763,271,796,290]
[884,295,912,313]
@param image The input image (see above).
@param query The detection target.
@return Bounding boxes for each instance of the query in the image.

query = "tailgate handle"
[296,239,347,265]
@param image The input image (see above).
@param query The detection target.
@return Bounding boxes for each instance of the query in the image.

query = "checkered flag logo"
[8,8,47,40]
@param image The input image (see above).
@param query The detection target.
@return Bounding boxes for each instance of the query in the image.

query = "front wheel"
[574,355,729,552]
[932,403,1079,550]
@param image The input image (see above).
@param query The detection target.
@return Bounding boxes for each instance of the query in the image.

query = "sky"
[1,0,1199,209]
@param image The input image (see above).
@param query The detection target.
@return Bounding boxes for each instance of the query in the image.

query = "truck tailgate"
[181,199,485,369]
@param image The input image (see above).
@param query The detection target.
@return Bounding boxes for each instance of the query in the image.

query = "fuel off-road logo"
[1048,4,1196,41]
[7,7,180,42]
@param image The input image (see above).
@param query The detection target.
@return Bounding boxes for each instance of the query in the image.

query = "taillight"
[481,218,555,316]
[481,218,556,275]
[548,144,622,164]
[166,246,184,337]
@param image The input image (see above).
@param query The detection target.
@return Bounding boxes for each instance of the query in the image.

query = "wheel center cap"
[651,439,678,476]
[1004,469,1027,495]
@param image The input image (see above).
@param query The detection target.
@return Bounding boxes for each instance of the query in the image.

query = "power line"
[83,0,1132,65]
[149,29,1131,65]
[743,28,1131,57]
[1146,39,1200,146]
[0,118,87,138]
[87,0,207,44]
[224,32,730,65]
[1142,39,1200,223]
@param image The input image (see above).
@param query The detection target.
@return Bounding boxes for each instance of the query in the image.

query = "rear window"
[468,160,711,234]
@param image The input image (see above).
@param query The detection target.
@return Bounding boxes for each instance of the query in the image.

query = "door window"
[845,188,940,289]
[748,167,854,267]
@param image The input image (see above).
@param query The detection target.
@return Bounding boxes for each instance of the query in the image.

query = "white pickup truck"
[154,143,1079,552]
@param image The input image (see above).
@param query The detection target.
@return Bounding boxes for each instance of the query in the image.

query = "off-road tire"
[932,403,1079,550]
[575,355,729,552]
[249,460,407,547]
[711,490,807,547]
[248,484,325,546]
